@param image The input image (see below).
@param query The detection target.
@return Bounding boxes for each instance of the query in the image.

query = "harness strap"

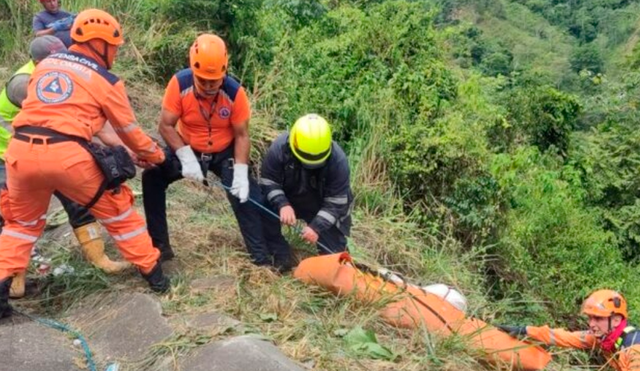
[615,325,637,350]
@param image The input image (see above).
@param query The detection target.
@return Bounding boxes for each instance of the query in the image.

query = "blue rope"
[208,180,337,255]
[15,308,97,371]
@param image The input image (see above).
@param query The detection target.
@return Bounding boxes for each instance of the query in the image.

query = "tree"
[569,43,604,74]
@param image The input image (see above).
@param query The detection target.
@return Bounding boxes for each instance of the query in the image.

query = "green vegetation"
[3,0,640,369]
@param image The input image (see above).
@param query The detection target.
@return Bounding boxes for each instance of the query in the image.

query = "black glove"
[157,147,182,180]
[496,324,527,336]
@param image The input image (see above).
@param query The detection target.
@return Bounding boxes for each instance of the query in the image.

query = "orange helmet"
[71,9,124,46]
[190,34,228,80]
[581,290,627,318]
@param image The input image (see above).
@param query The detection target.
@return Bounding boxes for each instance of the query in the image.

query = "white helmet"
[422,283,468,313]
[377,268,405,286]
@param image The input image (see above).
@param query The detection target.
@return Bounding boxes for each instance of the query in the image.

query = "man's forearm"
[35,28,55,36]
[234,133,250,164]
[95,122,125,147]
[159,124,186,151]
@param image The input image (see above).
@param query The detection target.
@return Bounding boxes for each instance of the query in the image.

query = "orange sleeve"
[618,344,640,371]
[526,325,597,350]
[102,81,164,164]
[162,76,182,117]
[231,87,251,126]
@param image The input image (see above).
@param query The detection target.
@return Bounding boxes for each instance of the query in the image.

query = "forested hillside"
[2,0,640,369]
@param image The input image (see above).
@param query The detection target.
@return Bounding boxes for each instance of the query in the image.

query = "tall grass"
[0,0,32,65]
[0,0,166,80]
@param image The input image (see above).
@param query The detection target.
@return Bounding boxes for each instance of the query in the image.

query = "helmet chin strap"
[87,40,111,69]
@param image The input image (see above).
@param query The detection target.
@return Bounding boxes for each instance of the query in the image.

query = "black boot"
[0,277,13,318]
[141,263,170,293]
[273,254,293,274]
[155,243,175,262]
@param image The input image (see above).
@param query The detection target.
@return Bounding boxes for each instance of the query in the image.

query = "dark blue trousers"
[142,145,290,266]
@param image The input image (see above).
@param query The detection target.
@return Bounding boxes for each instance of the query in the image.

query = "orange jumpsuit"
[0,45,165,280]
[527,325,640,371]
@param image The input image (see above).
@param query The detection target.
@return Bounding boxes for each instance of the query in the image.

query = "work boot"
[75,222,131,273]
[155,243,175,262]
[0,277,13,318]
[274,255,293,274]
[9,271,25,299]
[141,263,171,293]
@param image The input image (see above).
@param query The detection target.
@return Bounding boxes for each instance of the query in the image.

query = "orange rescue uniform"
[161,72,251,153]
[527,325,640,371]
[0,45,164,280]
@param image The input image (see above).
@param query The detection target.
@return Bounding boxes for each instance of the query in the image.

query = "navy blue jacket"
[260,133,353,234]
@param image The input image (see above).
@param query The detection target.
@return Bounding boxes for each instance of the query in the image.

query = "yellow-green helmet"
[289,114,332,167]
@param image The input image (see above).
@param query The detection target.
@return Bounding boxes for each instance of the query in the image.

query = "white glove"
[230,163,250,203]
[175,145,204,182]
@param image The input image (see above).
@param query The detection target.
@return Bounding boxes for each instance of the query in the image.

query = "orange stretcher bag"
[294,253,551,371]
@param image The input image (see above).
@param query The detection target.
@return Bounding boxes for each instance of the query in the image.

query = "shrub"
[507,85,581,155]
[490,148,626,323]
[569,43,604,75]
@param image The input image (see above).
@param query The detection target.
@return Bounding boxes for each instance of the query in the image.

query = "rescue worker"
[497,289,640,371]
[142,33,289,269]
[33,0,75,47]
[0,8,170,319]
[0,35,130,299]
[0,36,67,176]
[260,114,353,259]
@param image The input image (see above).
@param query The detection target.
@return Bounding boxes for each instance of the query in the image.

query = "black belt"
[11,125,120,210]
[13,132,74,145]
[13,126,84,145]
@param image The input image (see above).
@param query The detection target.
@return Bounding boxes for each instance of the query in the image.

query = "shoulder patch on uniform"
[175,69,194,94]
[622,330,640,349]
[51,52,120,85]
[222,75,241,101]
[36,71,74,104]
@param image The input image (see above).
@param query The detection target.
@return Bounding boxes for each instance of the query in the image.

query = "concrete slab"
[0,319,82,371]
[182,335,305,371]
[72,293,173,362]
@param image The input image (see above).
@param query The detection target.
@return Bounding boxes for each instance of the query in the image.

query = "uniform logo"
[36,71,73,104]
[219,106,231,119]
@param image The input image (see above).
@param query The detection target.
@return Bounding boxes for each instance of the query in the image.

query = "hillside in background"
[2,0,640,370]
